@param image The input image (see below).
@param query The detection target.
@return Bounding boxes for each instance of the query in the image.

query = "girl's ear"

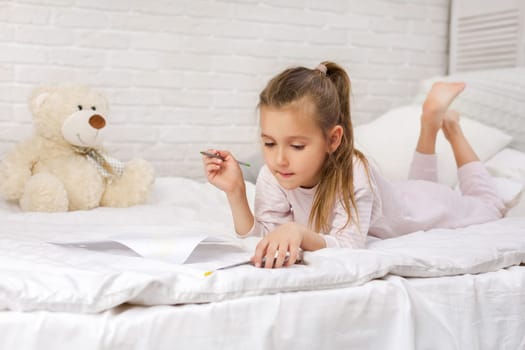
[328,125,343,153]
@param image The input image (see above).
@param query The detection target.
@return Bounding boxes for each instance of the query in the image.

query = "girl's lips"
[277,171,294,178]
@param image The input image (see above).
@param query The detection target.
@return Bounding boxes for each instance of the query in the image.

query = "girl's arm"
[202,149,253,235]
[252,161,377,268]
[225,184,254,236]
[252,187,375,269]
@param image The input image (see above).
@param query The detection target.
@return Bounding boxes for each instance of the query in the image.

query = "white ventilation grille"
[449,0,525,73]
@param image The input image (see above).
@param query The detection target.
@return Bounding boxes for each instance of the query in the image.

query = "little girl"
[202,61,505,269]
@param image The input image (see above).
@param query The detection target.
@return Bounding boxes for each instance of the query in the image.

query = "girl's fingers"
[253,238,268,268]
[216,149,231,159]
[208,149,232,162]
[202,149,226,165]
[209,163,222,171]
[286,246,300,267]
[254,236,300,269]
[264,242,279,269]
[204,164,220,177]
[203,154,224,176]
[203,156,223,167]
[274,244,288,268]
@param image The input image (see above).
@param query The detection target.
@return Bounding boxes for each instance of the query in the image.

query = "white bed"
[1,67,525,349]
[0,177,524,349]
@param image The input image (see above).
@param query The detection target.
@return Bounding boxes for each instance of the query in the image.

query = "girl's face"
[260,105,341,189]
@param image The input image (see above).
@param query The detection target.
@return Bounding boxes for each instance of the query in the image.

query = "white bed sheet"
[0,177,524,349]
[2,216,523,313]
[0,177,524,313]
[1,267,524,350]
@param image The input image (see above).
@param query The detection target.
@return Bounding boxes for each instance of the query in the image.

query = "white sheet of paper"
[51,234,251,267]
[112,233,209,264]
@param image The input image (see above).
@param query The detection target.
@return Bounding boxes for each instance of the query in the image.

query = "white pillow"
[484,148,525,181]
[354,105,513,186]
[506,192,525,217]
[490,177,523,207]
[484,148,525,216]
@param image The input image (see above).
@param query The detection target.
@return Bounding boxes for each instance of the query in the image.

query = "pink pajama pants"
[407,152,506,223]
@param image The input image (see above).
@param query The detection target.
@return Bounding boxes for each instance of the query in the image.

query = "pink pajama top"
[245,152,505,248]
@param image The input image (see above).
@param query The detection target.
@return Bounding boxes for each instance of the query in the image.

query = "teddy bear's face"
[30,85,109,148]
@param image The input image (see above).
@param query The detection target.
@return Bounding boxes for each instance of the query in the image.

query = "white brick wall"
[0,0,450,178]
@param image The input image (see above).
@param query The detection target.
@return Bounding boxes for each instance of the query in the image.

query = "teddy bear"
[0,84,155,212]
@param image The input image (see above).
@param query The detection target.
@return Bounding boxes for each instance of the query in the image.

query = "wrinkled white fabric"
[0,175,522,313]
[0,267,524,350]
[0,177,524,350]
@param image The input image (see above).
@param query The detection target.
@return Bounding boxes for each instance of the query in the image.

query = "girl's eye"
[77,105,83,111]
[263,142,275,148]
[291,145,305,150]
[91,106,96,111]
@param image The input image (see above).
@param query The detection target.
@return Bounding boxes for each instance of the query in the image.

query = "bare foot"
[442,109,462,141]
[421,82,466,132]
[423,82,466,115]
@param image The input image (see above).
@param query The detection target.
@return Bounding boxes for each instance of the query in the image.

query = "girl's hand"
[202,149,244,195]
[252,222,305,269]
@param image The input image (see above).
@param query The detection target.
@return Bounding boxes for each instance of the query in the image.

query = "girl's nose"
[275,147,288,166]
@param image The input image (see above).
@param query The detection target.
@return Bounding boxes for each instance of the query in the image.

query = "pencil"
[200,151,251,167]
[202,253,301,277]
[203,259,253,277]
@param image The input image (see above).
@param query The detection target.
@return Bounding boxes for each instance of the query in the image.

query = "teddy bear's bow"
[73,146,124,181]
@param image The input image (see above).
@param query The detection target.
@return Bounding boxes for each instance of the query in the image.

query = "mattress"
[1,266,524,350]
[0,177,524,349]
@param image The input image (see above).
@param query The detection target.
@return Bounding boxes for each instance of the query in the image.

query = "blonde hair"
[258,61,369,233]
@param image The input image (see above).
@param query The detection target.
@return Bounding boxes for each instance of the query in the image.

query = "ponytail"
[309,61,369,233]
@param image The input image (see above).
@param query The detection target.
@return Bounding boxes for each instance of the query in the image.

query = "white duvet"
[0,177,524,314]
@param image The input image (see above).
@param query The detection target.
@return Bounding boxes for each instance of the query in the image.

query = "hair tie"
[315,63,327,75]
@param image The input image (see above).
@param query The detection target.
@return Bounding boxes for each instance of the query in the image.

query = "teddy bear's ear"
[29,86,55,115]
